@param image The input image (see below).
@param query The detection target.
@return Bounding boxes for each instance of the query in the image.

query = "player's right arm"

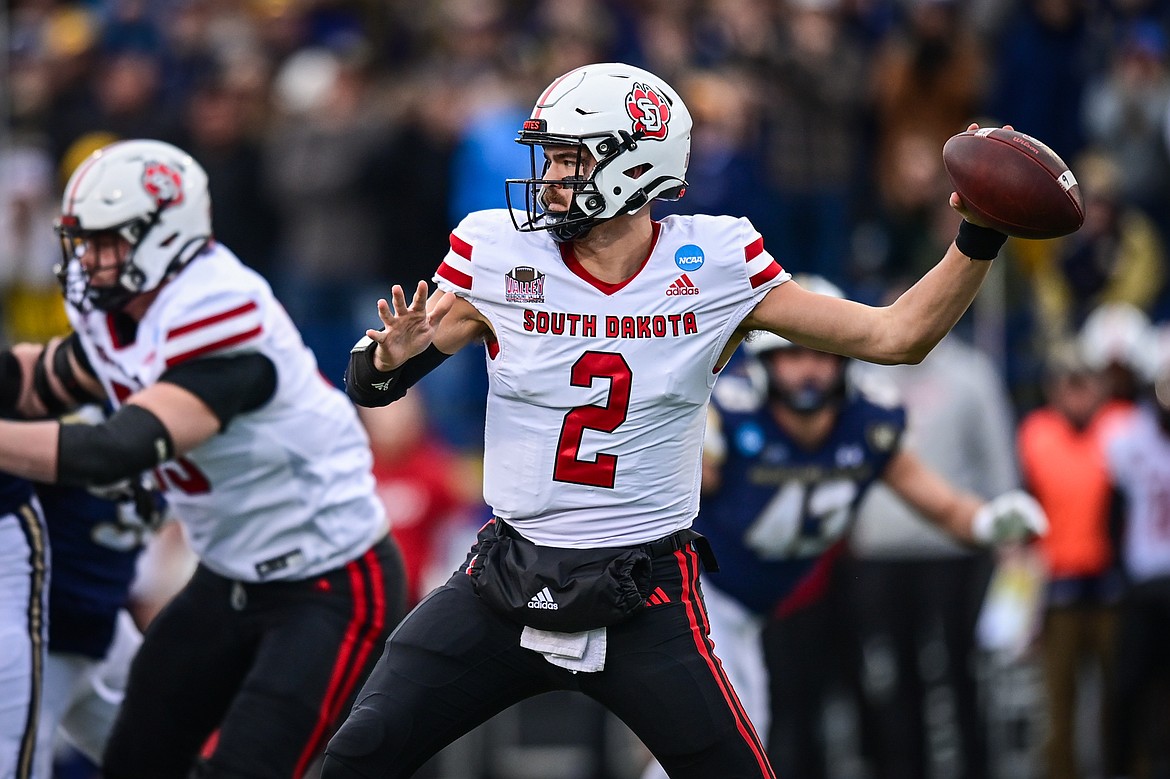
[344,280,491,408]
[3,333,107,419]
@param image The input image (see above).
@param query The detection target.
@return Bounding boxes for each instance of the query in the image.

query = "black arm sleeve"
[344,339,450,407]
[57,405,175,486]
[52,333,104,404]
[159,353,277,428]
[0,352,21,414]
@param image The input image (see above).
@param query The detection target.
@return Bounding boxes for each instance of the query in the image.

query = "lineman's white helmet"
[1078,302,1152,373]
[506,62,692,242]
[55,139,211,311]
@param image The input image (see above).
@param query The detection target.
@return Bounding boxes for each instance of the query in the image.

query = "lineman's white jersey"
[1106,405,1170,583]
[434,209,789,548]
[64,244,386,582]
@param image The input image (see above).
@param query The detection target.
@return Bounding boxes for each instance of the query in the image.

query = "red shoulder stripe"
[744,236,765,261]
[167,302,258,339]
[749,261,783,289]
[449,233,473,261]
[436,261,473,290]
[164,326,263,368]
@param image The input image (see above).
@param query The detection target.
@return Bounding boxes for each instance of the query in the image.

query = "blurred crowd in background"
[5,0,1170,778]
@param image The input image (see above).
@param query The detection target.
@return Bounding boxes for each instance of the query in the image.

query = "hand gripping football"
[943,128,1084,239]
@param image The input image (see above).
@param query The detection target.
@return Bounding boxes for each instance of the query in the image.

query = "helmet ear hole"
[623,164,650,179]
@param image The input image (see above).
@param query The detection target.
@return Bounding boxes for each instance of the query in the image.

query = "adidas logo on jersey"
[527,587,559,611]
[666,274,700,296]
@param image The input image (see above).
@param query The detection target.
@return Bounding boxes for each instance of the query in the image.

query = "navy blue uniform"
[692,389,906,779]
[0,473,46,779]
[700,393,906,616]
[37,484,144,659]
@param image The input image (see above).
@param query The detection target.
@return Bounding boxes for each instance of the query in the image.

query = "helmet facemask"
[760,348,849,414]
[55,212,178,312]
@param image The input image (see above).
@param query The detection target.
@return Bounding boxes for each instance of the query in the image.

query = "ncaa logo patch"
[734,422,766,457]
[505,266,546,303]
[674,244,704,271]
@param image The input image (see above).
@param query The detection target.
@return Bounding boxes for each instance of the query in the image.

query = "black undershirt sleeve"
[158,353,277,428]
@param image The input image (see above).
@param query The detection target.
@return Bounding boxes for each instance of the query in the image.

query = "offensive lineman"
[329,62,1024,778]
[0,139,407,778]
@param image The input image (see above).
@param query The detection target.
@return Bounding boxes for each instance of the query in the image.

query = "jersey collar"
[557,220,661,295]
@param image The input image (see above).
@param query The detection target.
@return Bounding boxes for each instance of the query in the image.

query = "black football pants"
[321,541,775,779]
[102,536,406,779]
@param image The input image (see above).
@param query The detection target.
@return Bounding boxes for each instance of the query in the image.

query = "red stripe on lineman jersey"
[436,261,473,290]
[294,548,387,777]
[676,546,775,777]
[749,261,783,290]
[167,301,259,339]
[449,233,473,261]
[164,326,263,368]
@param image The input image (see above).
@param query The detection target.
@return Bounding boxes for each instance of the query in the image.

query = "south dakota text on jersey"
[522,310,700,339]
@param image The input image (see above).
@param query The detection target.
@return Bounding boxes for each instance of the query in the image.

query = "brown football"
[942,128,1084,239]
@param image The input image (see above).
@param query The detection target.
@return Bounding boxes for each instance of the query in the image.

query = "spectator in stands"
[262,42,396,384]
[1018,152,1166,349]
[1018,339,1133,779]
[761,0,870,287]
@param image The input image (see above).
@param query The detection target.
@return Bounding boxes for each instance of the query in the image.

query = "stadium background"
[5,0,1169,777]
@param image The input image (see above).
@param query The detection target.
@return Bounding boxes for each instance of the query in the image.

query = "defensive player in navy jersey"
[32,458,162,779]
[0,472,46,779]
[639,275,1046,779]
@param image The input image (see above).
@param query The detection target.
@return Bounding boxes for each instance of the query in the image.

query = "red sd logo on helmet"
[625,83,671,141]
[141,161,185,208]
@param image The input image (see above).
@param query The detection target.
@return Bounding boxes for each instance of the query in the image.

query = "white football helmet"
[55,139,211,311]
[1078,301,1152,372]
[506,62,692,242]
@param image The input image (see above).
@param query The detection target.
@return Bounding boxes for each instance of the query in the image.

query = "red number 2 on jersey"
[553,351,632,488]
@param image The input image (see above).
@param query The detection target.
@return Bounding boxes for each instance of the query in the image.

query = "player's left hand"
[972,489,1048,546]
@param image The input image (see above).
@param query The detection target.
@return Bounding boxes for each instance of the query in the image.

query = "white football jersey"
[1106,406,1170,583]
[434,210,789,548]
[65,244,386,581]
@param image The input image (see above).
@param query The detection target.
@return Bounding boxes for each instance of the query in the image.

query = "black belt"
[642,528,719,572]
[492,520,719,572]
